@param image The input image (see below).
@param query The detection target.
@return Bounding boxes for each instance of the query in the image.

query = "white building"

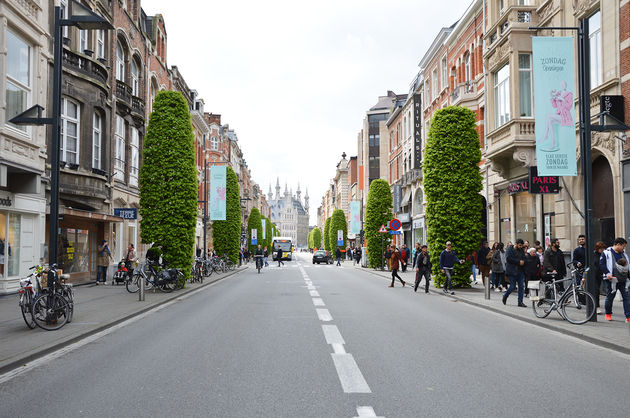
[268,179,309,247]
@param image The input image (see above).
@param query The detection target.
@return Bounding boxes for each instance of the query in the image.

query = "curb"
[356,266,630,356]
[0,266,247,375]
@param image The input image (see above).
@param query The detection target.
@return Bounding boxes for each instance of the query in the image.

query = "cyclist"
[254,244,264,270]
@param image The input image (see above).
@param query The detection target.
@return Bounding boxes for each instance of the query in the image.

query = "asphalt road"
[1,252,629,417]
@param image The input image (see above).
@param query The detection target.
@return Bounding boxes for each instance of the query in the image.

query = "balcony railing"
[62,48,108,86]
[116,79,132,106]
[131,95,145,116]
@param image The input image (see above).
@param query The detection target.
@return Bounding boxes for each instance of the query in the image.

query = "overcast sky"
[143,0,473,224]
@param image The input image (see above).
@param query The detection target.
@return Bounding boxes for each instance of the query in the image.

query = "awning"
[59,207,125,223]
[401,189,411,206]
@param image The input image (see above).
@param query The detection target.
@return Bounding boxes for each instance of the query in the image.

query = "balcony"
[116,79,132,108]
[485,1,538,50]
[485,118,537,177]
[131,95,145,119]
[62,48,108,91]
[450,81,477,106]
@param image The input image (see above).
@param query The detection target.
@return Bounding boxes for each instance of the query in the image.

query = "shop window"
[543,193,555,247]
[413,189,424,215]
[8,213,21,277]
[0,213,6,277]
[498,191,512,243]
[5,29,31,133]
[515,191,536,244]
[59,228,91,274]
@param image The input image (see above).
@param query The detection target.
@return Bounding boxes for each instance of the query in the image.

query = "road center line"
[322,325,345,345]
[316,308,333,322]
[355,406,383,417]
[309,290,320,297]
[331,353,371,393]
[312,298,325,306]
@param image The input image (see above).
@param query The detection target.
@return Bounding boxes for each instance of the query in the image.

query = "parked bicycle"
[529,263,595,325]
[190,257,204,284]
[126,258,184,293]
[31,264,73,331]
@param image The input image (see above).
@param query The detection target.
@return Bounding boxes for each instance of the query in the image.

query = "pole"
[203,159,207,260]
[577,19,597,321]
[49,6,63,267]
[381,233,384,271]
[139,271,145,301]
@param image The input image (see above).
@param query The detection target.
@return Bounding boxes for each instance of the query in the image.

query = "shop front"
[0,192,46,294]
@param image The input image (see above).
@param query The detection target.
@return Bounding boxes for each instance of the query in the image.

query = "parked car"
[312,250,332,264]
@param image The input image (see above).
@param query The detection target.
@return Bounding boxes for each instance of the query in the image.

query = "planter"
[84,49,94,57]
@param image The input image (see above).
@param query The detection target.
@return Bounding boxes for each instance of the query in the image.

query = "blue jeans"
[472,264,477,282]
[604,279,630,318]
[97,265,107,283]
[492,272,504,288]
[504,272,524,304]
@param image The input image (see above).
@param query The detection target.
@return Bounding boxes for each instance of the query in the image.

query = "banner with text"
[350,201,361,235]
[262,218,266,239]
[532,37,577,176]
[209,165,226,220]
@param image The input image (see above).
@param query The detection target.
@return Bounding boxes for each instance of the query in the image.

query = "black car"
[312,250,332,264]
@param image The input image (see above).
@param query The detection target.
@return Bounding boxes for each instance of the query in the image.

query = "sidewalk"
[0,266,247,374]
[352,263,630,354]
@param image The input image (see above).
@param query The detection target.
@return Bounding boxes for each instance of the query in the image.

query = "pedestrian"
[571,234,586,284]
[335,247,342,266]
[536,245,544,268]
[384,245,392,271]
[388,247,406,287]
[196,246,201,258]
[276,246,284,267]
[543,238,565,291]
[600,237,630,322]
[470,249,478,285]
[491,242,505,291]
[124,243,137,280]
[439,241,464,295]
[400,244,409,272]
[590,241,606,314]
[96,239,113,285]
[524,240,530,252]
[503,238,527,307]
[414,244,432,293]
[477,241,491,287]
[347,247,353,261]
[523,247,540,297]
[354,246,362,265]
[263,246,269,267]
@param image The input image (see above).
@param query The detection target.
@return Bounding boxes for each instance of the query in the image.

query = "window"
[150,82,156,112]
[60,0,68,37]
[96,30,105,59]
[5,30,31,132]
[424,81,430,106]
[464,53,471,83]
[432,69,438,99]
[441,56,448,89]
[80,30,88,52]
[494,63,510,127]
[116,41,125,82]
[518,54,532,117]
[131,59,139,96]
[60,98,80,164]
[211,136,218,150]
[130,127,139,186]
[114,115,126,181]
[92,113,102,169]
[588,10,602,89]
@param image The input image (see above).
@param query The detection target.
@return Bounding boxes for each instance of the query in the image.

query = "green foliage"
[312,227,322,249]
[324,217,332,252]
[247,208,262,254]
[329,209,347,250]
[139,90,197,278]
[365,179,393,268]
[211,166,241,263]
[424,106,483,288]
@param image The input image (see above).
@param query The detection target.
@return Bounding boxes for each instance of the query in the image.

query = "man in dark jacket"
[439,241,463,295]
[414,244,432,293]
[401,244,409,272]
[571,234,586,283]
[335,248,342,266]
[503,238,527,307]
[477,241,491,286]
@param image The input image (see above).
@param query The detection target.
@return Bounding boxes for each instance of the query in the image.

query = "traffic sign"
[388,230,402,235]
[389,218,401,231]
[378,225,387,233]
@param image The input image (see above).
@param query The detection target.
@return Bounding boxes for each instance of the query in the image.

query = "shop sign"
[507,179,528,195]
[393,184,402,213]
[600,95,624,124]
[529,167,559,194]
[412,218,424,229]
[114,208,138,219]
[0,192,13,207]
[398,213,410,223]
[413,94,422,169]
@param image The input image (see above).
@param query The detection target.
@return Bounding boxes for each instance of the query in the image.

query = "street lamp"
[10,1,113,267]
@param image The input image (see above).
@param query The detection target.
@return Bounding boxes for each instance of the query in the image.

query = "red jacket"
[390,252,401,270]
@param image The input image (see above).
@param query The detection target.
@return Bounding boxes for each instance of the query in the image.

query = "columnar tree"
[329,209,347,251]
[324,217,332,252]
[424,106,483,288]
[211,166,241,263]
[247,208,262,254]
[365,179,393,268]
[312,227,322,250]
[139,90,197,276]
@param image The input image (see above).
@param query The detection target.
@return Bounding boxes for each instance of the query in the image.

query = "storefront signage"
[393,184,402,213]
[413,94,422,169]
[0,192,13,207]
[600,95,624,124]
[398,213,410,223]
[528,167,559,194]
[532,37,577,176]
[412,218,424,229]
[507,180,528,195]
[114,208,137,219]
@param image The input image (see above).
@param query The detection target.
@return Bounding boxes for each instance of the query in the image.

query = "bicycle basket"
[528,280,545,301]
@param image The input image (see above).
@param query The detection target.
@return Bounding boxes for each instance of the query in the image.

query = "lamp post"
[10,1,112,268]
[203,146,208,259]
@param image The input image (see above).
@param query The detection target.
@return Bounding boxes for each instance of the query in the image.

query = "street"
[1,252,629,417]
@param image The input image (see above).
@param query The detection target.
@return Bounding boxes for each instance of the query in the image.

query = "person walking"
[572,234,586,284]
[335,247,342,266]
[491,242,506,291]
[401,244,409,272]
[276,246,284,267]
[414,244,432,293]
[590,241,606,314]
[384,245,392,271]
[388,247,406,287]
[263,246,269,267]
[123,243,137,281]
[523,247,541,297]
[96,240,113,285]
[503,238,527,307]
[543,238,566,290]
[439,241,463,295]
[354,246,362,265]
[600,237,630,322]
[477,241,491,287]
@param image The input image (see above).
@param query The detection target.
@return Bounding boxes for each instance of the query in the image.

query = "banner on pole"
[350,201,361,235]
[533,37,577,176]
[251,229,257,245]
[262,219,266,240]
[337,230,343,246]
[209,165,227,220]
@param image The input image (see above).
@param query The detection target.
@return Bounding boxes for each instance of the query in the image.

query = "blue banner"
[209,165,226,220]
[251,229,257,245]
[114,208,137,219]
[533,37,577,176]
[350,201,361,235]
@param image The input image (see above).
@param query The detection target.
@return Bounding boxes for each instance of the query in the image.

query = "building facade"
[268,180,309,247]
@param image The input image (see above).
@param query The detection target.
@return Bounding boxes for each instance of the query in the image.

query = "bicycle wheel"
[32,293,70,331]
[20,292,36,329]
[532,299,553,318]
[126,273,141,293]
[63,286,74,323]
[158,281,175,293]
[561,289,595,325]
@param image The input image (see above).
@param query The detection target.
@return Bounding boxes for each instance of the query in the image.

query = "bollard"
[484,272,491,300]
[139,274,145,301]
